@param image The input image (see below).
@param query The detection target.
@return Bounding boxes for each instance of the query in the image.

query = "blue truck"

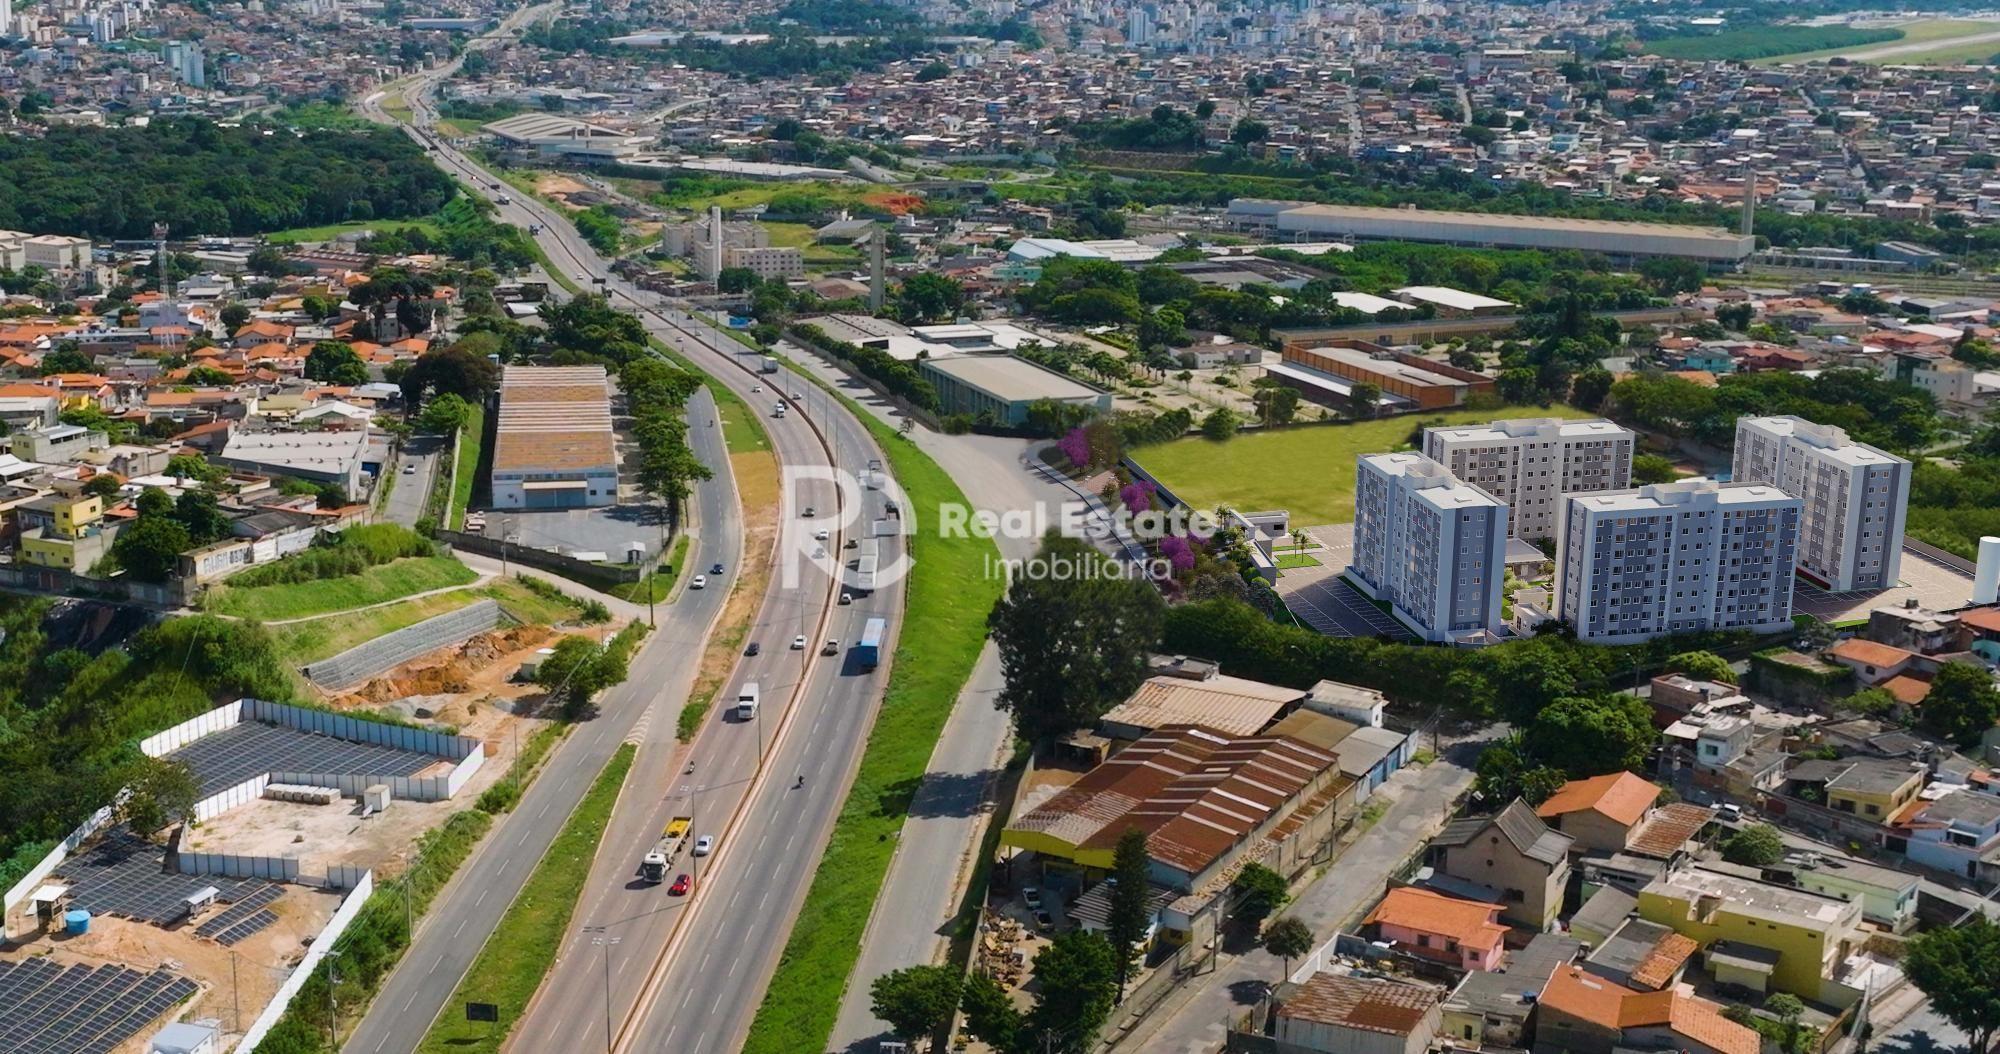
[855,617,886,671]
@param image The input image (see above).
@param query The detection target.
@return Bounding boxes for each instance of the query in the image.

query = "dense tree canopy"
[0,119,453,238]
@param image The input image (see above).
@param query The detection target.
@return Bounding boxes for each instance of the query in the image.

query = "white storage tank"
[1977,536,2000,605]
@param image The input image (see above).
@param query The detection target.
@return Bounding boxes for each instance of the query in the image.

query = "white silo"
[1975,536,2000,606]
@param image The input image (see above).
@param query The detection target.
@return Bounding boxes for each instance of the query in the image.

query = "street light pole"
[585,929,620,1054]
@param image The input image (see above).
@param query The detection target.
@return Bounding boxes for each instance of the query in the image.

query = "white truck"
[640,815,692,883]
[735,682,760,721]
[760,356,780,374]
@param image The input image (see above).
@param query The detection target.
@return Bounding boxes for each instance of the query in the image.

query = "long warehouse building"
[490,365,619,510]
[1229,200,1757,264]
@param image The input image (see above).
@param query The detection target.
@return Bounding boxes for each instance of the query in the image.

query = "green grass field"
[1754,18,2000,63]
[1135,405,1593,527]
[763,221,863,269]
[208,556,478,621]
[449,404,485,530]
[1646,23,1901,61]
[1276,552,1323,570]
[265,217,441,244]
[740,405,1003,1054]
[416,743,635,1054]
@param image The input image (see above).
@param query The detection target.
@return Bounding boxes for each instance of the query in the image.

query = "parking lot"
[1273,523,1415,640]
[1790,544,1975,623]
[477,504,671,563]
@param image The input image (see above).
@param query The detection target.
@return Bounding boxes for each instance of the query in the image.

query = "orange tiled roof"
[1536,772,1659,828]
[1541,967,1757,1054]
[1628,931,1699,990]
[1364,887,1507,947]
[1829,639,1913,668]
[1882,674,1932,706]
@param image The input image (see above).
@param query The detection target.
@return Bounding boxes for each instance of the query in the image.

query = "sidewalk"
[1107,733,1489,1054]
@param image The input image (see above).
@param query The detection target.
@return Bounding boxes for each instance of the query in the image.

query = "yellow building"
[1637,865,1862,999]
[1823,758,1924,822]
[49,495,101,537]
[18,493,109,572]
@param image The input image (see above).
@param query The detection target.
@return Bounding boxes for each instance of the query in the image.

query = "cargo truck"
[640,816,692,883]
[855,618,886,671]
[761,357,779,374]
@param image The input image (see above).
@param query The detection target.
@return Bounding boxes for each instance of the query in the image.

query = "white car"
[692,835,714,857]
[792,391,804,400]
[839,592,853,606]
[752,384,763,393]
[813,528,830,541]
[402,463,416,475]
[691,574,707,589]
[791,635,807,650]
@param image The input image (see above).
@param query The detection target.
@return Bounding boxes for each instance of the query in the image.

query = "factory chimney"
[869,228,886,311]
[1740,170,1756,238]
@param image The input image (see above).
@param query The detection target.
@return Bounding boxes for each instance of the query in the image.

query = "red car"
[669,873,691,896]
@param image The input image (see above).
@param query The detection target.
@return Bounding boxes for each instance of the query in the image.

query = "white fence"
[235,869,375,1054]
[241,698,481,760]
[174,852,303,883]
[138,702,245,758]
[1,801,117,942]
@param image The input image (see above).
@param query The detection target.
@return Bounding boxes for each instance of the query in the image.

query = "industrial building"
[1556,481,1800,645]
[1268,340,1494,414]
[1349,452,1509,643]
[1423,418,1636,541]
[480,113,640,161]
[1228,200,1757,264]
[917,355,1112,427]
[1731,416,1909,593]
[490,365,619,510]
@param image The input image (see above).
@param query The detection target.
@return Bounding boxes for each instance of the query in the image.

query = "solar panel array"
[193,884,283,945]
[167,720,439,797]
[0,957,198,1054]
[57,830,270,926]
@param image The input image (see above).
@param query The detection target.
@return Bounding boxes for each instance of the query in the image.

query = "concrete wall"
[303,598,506,691]
[237,870,374,1054]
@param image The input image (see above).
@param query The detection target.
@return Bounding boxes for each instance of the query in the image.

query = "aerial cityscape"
[15,1,2000,1054]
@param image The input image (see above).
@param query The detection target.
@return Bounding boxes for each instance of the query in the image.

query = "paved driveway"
[382,434,445,527]
[1273,523,1414,640]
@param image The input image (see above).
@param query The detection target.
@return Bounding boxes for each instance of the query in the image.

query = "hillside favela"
[22,1,2000,1054]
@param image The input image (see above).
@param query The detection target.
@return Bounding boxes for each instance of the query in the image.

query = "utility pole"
[323,951,341,1049]
[230,950,241,1034]
[585,927,619,1054]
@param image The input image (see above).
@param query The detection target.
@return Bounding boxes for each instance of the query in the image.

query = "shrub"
[227,524,434,587]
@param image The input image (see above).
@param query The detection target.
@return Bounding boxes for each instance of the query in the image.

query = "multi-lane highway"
[350,21,913,1054]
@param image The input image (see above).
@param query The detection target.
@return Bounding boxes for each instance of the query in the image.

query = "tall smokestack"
[869,228,885,312]
[707,205,723,284]
[1740,170,1756,238]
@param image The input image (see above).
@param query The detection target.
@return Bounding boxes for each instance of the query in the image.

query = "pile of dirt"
[337,625,557,706]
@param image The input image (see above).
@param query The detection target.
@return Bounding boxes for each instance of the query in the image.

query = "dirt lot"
[532,172,594,210]
[2,885,340,1047]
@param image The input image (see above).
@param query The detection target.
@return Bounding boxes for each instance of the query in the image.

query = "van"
[735,682,760,721]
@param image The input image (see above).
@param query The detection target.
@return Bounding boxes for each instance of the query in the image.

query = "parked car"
[1023,886,1042,909]
[693,835,714,857]
[669,873,691,896]
[1033,909,1056,930]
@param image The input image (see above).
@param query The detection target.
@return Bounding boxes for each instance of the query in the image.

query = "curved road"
[350,22,912,1054]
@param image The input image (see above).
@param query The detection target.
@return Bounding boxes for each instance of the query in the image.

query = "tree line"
[0,118,454,238]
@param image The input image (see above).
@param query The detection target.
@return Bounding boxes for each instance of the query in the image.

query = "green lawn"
[415,743,635,1054]
[270,576,584,664]
[1276,552,1323,569]
[208,556,478,621]
[266,217,440,244]
[740,405,1003,1054]
[449,404,485,530]
[1136,405,1594,527]
[764,221,862,269]
[1754,17,2000,63]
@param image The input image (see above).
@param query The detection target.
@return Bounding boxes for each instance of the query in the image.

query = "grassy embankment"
[207,557,479,621]
[269,576,586,665]
[413,743,637,1053]
[1645,24,1901,61]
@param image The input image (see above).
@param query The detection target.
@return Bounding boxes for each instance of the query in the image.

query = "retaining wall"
[302,598,506,691]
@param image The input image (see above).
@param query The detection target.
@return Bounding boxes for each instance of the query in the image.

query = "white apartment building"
[1350,452,1510,644]
[1732,416,1909,592]
[1422,417,1635,541]
[719,245,804,281]
[1556,481,1800,645]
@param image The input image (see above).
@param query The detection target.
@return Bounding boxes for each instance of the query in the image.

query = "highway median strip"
[416,742,638,1053]
[740,408,1004,1054]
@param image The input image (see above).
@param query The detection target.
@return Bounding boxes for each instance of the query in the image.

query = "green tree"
[1137,306,1186,351]
[959,972,1022,1052]
[870,964,962,1047]
[1840,686,1899,717]
[1921,661,2000,747]
[219,303,252,331]
[1261,916,1314,986]
[183,365,235,386]
[1473,735,1569,806]
[1025,930,1120,1054]
[914,61,950,82]
[174,490,231,544]
[1663,649,1737,684]
[987,534,1165,743]
[164,453,221,484]
[305,341,369,386]
[1906,918,2000,1054]
[1346,382,1380,419]
[119,757,199,834]
[1230,119,1269,146]
[536,635,615,717]
[1521,694,1654,777]
[1631,452,1679,485]
[416,392,473,434]
[896,273,966,324]
[1251,382,1300,427]
[1232,862,1289,925]
[1716,302,1755,331]
[717,267,759,294]
[111,492,192,581]
[1200,406,1239,440]
[82,473,122,500]
[36,344,91,376]
[399,344,499,406]
[1570,367,1613,412]
[1107,827,1151,989]
[1720,823,1785,867]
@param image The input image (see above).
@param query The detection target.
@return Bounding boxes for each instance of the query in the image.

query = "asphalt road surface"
[380,433,444,528]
